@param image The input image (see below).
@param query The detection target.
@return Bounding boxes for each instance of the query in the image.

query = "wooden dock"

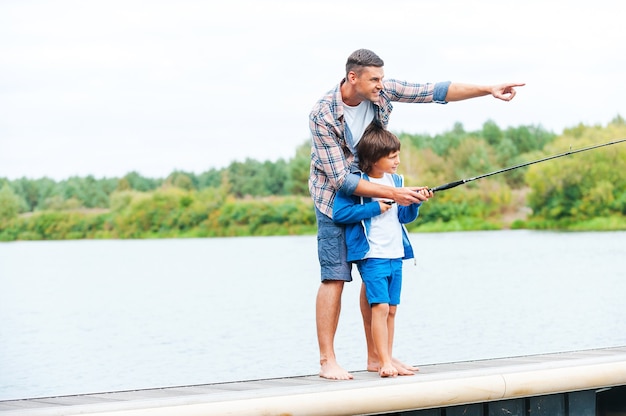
[1,346,626,416]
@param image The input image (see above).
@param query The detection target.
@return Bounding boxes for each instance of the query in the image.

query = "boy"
[332,122,429,377]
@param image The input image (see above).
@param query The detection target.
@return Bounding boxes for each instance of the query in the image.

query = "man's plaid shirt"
[308,78,450,217]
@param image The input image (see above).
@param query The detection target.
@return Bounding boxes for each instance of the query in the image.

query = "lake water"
[1,230,625,401]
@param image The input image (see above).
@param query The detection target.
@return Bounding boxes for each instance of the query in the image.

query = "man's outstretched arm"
[445,82,525,102]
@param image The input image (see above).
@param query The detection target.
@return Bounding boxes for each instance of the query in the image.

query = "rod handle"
[429,180,465,193]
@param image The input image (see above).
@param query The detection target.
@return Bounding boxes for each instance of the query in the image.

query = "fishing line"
[428,138,626,193]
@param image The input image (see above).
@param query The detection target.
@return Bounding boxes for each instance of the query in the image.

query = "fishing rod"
[428,138,626,193]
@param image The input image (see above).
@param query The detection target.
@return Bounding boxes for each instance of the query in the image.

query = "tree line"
[1,116,625,241]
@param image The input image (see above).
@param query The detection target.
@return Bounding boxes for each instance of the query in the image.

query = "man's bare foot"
[320,360,353,380]
[379,363,399,378]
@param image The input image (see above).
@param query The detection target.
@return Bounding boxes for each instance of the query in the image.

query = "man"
[309,48,524,380]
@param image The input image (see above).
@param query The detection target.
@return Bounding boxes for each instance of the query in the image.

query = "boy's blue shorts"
[356,258,403,306]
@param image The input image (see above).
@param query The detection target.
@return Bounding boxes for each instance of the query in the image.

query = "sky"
[1,0,624,181]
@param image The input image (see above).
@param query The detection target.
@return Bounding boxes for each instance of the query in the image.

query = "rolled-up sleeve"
[338,172,360,197]
[433,81,451,103]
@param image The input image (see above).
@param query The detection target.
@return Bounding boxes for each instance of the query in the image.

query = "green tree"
[58,175,114,208]
[197,168,222,189]
[225,158,288,197]
[8,177,58,212]
[166,170,197,190]
[430,122,467,156]
[447,137,496,185]
[123,171,161,192]
[0,184,23,220]
[285,141,312,196]
[262,159,289,195]
[609,114,625,126]
[505,125,555,154]
[482,120,503,146]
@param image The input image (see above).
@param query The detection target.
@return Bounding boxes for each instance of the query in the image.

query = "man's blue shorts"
[356,258,403,306]
[315,206,352,282]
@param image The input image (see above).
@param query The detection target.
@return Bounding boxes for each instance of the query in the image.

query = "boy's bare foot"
[368,357,419,374]
[320,360,353,380]
[379,364,399,378]
[395,364,416,376]
[393,357,419,374]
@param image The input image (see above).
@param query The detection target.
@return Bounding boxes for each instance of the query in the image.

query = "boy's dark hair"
[356,122,401,174]
[345,49,384,78]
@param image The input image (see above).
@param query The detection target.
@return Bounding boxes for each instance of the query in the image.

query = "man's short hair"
[345,49,384,77]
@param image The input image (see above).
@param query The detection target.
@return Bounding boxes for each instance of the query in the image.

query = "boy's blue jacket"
[332,172,420,262]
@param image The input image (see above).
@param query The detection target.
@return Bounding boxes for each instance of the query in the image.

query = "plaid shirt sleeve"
[308,95,358,217]
[376,79,450,127]
[382,79,450,103]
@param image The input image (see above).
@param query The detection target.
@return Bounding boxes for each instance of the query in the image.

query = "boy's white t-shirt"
[343,101,375,146]
[366,174,404,259]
